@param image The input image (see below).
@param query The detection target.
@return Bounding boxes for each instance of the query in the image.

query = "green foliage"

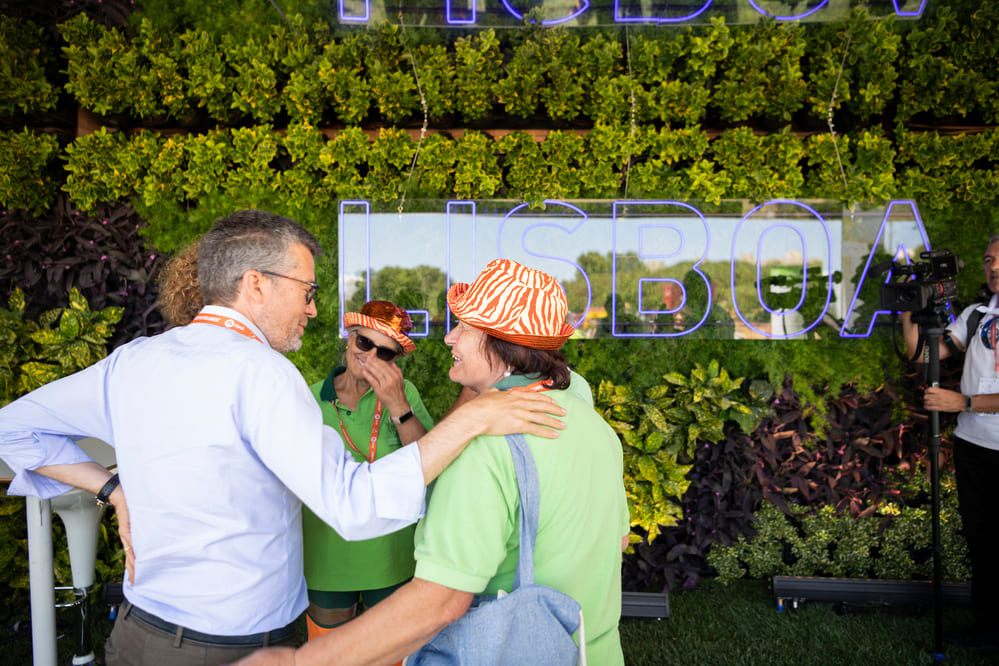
[0,130,60,215]
[596,378,692,541]
[319,35,371,125]
[806,9,900,121]
[713,127,805,201]
[579,34,628,125]
[578,123,633,198]
[180,28,234,121]
[278,122,331,210]
[539,31,586,122]
[453,29,502,122]
[410,133,456,198]
[63,128,143,212]
[226,126,281,203]
[0,16,57,117]
[0,288,121,409]
[366,128,417,202]
[130,0,329,42]
[60,14,135,117]
[223,32,285,123]
[497,130,585,205]
[494,35,545,119]
[453,131,502,199]
[366,24,420,125]
[32,11,999,219]
[319,127,369,200]
[896,128,999,210]
[412,43,455,123]
[630,21,731,126]
[396,338,464,421]
[709,465,970,583]
[714,19,807,123]
[897,4,999,124]
[595,360,770,542]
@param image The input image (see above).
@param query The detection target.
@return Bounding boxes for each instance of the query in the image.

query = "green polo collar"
[491,373,545,391]
[318,366,348,402]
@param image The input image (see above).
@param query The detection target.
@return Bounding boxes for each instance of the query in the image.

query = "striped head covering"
[343,300,416,355]
[446,259,575,350]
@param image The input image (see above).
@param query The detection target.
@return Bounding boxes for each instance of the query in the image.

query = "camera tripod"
[907,308,950,661]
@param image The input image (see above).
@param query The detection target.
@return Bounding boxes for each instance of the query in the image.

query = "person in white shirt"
[0,209,565,666]
[903,234,999,651]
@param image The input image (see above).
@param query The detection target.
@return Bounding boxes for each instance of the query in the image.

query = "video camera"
[879,249,960,313]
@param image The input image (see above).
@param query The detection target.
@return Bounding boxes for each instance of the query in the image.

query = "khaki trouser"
[104,602,302,666]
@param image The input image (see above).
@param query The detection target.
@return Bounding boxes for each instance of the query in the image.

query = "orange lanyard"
[191,313,263,344]
[333,400,383,463]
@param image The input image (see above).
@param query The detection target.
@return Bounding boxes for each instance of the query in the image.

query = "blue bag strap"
[505,433,540,589]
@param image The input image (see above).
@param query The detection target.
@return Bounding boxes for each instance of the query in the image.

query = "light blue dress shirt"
[0,306,426,635]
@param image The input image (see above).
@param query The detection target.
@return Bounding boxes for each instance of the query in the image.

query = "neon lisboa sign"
[339,199,941,341]
[337,0,926,26]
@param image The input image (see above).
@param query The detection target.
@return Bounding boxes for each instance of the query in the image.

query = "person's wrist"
[391,407,415,425]
[95,473,120,507]
[109,484,126,506]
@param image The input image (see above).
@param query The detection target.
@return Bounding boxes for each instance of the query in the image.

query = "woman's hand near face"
[357,357,410,418]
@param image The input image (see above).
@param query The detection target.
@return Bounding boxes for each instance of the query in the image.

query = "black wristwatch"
[95,473,120,507]
[392,409,415,426]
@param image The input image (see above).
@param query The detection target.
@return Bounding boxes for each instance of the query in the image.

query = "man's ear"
[236,270,267,306]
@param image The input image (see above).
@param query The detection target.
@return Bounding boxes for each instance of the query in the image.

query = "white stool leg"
[26,496,57,666]
[53,490,105,665]
[52,490,104,590]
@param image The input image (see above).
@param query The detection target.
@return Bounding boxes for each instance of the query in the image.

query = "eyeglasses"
[257,270,319,305]
[353,332,400,362]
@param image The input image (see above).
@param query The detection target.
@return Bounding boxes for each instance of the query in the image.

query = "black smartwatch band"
[393,409,415,425]
[96,473,120,506]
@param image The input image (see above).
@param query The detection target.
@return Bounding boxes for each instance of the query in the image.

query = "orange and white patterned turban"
[343,300,417,355]
[446,259,575,350]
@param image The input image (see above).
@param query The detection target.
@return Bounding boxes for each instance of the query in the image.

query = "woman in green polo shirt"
[301,301,434,644]
[408,259,628,665]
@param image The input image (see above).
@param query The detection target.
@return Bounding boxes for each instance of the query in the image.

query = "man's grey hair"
[197,209,322,306]
[991,233,999,245]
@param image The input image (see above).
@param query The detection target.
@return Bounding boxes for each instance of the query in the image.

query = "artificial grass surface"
[621,579,998,665]
[4,578,997,664]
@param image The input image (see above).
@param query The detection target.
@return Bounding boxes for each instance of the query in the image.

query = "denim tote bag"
[406,433,584,666]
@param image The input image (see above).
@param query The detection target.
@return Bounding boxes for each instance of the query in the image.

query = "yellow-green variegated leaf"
[30,329,63,345]
[59,310,83,339]
[636,455,663,483]
[662,371,687,386]
[68,287,90,313]
[7,288,26,316]
[18,361,64,394]
[38,308,61,328]
[96,306,123,325]
[643,404,669,432]
[60,339,94,370]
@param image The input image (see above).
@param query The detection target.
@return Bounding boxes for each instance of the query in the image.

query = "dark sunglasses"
[353,332,400,362]
[257,270,318,305]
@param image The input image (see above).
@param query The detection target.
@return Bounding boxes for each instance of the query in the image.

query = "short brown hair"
[483,335,570,390]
